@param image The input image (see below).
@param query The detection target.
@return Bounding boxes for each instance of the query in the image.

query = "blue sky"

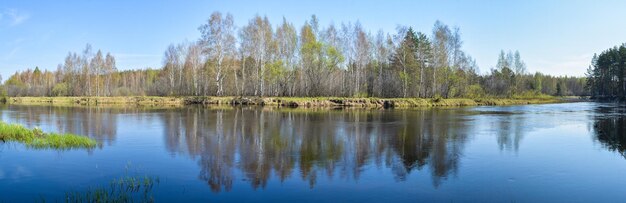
[2,0,626,79]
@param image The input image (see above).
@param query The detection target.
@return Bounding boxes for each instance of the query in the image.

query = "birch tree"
[199,12,237,96]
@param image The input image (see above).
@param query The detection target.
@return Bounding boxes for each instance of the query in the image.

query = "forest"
[1,12,587,98]
[586,43,626,99]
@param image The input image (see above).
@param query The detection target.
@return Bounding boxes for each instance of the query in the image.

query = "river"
[0,102,625,202]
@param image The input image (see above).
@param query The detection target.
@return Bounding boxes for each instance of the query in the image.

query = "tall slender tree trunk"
[432,66,437,97]
[242,56,246,96]
[403,66,408,98]
[419,64,424,98]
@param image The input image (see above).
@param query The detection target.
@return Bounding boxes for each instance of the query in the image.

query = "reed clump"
[0,121,97,149]
[64,175,160,203]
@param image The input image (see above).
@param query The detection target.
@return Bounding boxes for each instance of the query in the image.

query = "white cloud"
[1,47,20,61]
[2,9,30,26]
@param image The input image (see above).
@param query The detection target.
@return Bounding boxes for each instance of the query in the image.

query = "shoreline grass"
[63,175,160,203]
[0,121,97,149]
[6,96,572,108]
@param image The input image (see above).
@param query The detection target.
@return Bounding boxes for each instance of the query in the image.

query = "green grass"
[0,121,97,149]
[8,95,565,108]
[62,175,160,203]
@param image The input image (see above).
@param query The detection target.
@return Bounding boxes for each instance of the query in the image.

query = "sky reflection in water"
[0,102,625,202]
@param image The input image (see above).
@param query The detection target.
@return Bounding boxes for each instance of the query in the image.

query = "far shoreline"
[3,96,584,108]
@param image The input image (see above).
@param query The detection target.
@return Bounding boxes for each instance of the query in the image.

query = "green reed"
[63,175,160,203]
[0,121,97,149]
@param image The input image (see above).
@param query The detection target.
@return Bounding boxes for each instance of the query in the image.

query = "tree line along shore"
[1,12,588,102]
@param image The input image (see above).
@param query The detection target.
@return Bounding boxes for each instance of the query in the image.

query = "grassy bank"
[6,96,565,108]
[261,97,563,107]
[7,96,189,106]
[0,121,97,149]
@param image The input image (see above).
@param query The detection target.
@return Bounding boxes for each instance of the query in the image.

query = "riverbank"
[5,96,570,108]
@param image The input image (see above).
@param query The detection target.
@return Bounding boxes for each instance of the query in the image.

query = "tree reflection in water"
[592,105,626,158]
[160,107,474,191]
[6,104,605,193]
[1,105,119,146]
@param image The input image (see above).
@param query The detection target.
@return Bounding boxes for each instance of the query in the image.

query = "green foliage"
[432,94,443,102]
[5,74,25,87]
[586,44,626,98]
[398,71,408,82]
[533,73,543,92]
[325,45,344,67]
[511,91,554,99]
[113,87,133,96]
[52,82,69,96]
[353,92,369,98]
[64,175,159,203]
[33,66,42,75]
[0,84,6,103]
[266,60,287,83]
[0,84,7,97]
[466,84,485,99]
[0,121,97,149]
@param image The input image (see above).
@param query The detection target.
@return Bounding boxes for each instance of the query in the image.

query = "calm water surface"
[1,102,625,202]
